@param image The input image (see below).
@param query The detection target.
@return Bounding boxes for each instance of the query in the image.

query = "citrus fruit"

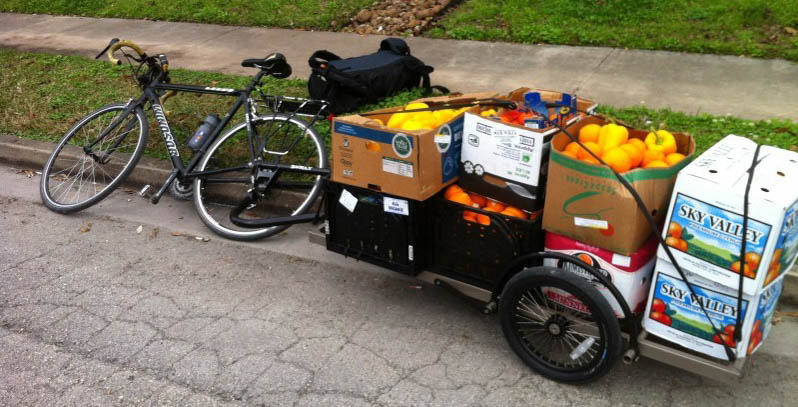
[444,184,464,200]
[501,206,528,219]
[386,113,407,129]
[665,153,686,166]
[485,200,506,212]
[576,141,603,160]
[602,147,632,173]
[564,142,581,155]
[401,120,426,131]
[562,150,578,159]
[579,124,601,143]
[448,191,473,207]
[463,210,478,223]
[745,252,761,268]
[644,160,668,168]
[580,156,601,165]
[469,193,487,208]
[668,222,682,239]
[619,143,643,168]
[642,149,665,166]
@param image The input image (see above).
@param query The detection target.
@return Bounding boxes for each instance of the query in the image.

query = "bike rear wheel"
[40,103,148,213]
[193,114,327,241]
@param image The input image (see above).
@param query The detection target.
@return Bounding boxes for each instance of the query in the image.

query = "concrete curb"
[2,133,797,304]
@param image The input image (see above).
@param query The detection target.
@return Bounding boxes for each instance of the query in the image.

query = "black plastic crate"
[428,195,545,289]
[325,182,426,275]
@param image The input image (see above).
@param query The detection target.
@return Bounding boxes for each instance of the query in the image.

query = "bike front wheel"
[40,103,149,213]
[193,114,327,241]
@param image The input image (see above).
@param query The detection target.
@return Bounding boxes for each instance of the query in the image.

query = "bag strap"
[402,57,449,96]
[380,38,410,55]
[308,50,341,69]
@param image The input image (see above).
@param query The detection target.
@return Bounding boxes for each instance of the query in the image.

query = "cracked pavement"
[2,164,798,406]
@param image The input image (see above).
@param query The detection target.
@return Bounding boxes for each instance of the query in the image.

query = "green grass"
[0,0,373,30]
[428,0,798,61]
[0,48,796,165]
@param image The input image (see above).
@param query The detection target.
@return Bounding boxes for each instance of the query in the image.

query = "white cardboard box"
[658,135,798,295]
[543,232,657,318]
[461,112,549,189]
[642,259,783,360]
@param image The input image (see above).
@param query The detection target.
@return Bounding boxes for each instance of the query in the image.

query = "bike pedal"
[139,184,153,198]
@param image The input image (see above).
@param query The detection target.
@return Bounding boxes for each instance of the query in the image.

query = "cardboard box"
[658,135,798,295]
[331,92,494,201]
[542,116,695,255]
[642,259,783,360]
[543,232,657,317]
[458,88,596,211]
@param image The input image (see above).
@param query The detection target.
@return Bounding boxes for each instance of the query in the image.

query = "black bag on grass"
[308,38,447,114]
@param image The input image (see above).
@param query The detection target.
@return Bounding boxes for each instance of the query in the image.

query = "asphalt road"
[2,163,798,406]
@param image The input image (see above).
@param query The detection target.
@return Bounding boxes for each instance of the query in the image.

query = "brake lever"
[95,38,120,60]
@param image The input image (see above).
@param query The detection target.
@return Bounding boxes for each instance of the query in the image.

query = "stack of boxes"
[643,135,798,360]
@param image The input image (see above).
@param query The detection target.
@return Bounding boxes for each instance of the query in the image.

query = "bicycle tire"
[499,266,622,384]
[40,103,149,213]
[193,113,327,241]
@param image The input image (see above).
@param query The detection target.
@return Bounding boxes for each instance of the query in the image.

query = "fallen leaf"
[149,227,159,239]
[136,225,143,234]
[79,222,92,234]
[16,169,35,178]
[123,188,136,195]
[785,26,797,35]
[171,231,182,236]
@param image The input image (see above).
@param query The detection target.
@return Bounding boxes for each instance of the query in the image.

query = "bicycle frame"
[93,68,328,205]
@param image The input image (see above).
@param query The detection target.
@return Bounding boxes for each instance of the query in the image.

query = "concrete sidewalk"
[2,12,797,121]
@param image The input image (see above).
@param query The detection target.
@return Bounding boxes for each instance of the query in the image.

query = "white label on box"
[462,114,544,187]
[338,189,358,213]
[612,253,632,268]
[383,197,409,216]
[574,217,609,230]
[382,157,414,178]
[342,169,354,177]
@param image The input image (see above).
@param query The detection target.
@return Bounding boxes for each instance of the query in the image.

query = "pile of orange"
[444,184,529,225]
[665,222,689,253]
[560,123,686,173]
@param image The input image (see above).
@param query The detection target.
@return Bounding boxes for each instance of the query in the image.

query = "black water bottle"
[188,114,220,151]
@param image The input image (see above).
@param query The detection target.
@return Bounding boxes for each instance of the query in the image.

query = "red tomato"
[651,298,666,314]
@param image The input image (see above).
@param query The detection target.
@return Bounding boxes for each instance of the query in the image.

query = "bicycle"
[40,38,331,240]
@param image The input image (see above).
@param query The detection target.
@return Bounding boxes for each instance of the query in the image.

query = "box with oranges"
[542,115,696,255]
[331,92,496,201]
[657,135,798,295]
[429,184,544,288]
[643,260,783,360]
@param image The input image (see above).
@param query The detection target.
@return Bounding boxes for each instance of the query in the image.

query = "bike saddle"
[242,53,292,78]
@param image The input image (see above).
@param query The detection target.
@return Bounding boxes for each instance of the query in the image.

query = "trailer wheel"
[499,266,622,384]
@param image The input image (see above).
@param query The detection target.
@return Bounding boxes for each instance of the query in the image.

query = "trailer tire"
[499,266,622,384]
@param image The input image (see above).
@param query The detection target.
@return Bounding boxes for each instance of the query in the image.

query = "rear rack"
[257,94,330,118]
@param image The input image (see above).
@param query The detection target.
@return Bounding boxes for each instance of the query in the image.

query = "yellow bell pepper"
[645,130,677,155]
[598,123,629,151]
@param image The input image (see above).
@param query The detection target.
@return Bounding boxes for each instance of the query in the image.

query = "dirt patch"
[345,0,461,36]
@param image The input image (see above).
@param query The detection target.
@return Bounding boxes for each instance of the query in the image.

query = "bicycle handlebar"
[97,38,148,65]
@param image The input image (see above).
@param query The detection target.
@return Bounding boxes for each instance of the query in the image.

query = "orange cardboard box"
[542,116,696,255]
[331,92,495,201]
